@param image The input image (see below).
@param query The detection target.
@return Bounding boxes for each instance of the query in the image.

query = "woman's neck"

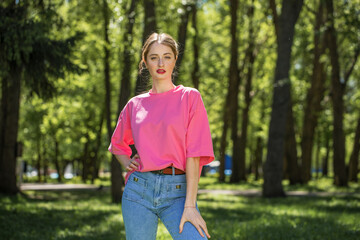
[151,80,175,94]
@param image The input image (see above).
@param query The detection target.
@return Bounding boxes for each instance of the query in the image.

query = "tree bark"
[191,4,200,90]
[348,116,360,182]
[322,126,330,177]
[269,0,279,37]
[325,0,347,186]
[285,97,301,184]
[236,2,256,183]
[253,94,266,180]
[173,2,192,83]
[117,0,137,116]
[36,136,42,182]
[315,130,321,179]
[91,109,104,183]
[134,0,157,95]
[228,0,241,183]
[301,0,326,183]
[54,140,62,183]
[263,0,303,197]
[81,132,90,182]
[101,0,121,203]
[219,0,241,183]
[0,64,21,194]
[219,114,229,182]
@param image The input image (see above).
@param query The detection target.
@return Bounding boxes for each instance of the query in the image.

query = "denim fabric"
[121,171,208,240]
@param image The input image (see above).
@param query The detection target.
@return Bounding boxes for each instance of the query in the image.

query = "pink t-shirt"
[108,85,214,183]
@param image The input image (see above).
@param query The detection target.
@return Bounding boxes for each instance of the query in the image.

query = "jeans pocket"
[123,173,147,202]
[166,182,187,199]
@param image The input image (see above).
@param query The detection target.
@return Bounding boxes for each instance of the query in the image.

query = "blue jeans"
[121,171,208,240]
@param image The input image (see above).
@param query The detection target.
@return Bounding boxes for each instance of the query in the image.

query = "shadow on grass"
[198,195,360,239]
[0,190,125,240]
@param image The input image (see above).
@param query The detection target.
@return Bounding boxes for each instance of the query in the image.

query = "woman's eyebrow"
[149,52,172,57]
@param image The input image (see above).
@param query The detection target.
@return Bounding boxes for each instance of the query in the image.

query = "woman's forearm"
[115,154,131,167]
[185,157,200,207]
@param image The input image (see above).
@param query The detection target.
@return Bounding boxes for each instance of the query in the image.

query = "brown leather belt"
[151,167,185,175]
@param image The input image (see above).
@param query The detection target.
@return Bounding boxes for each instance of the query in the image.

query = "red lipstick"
[157,69,166,74]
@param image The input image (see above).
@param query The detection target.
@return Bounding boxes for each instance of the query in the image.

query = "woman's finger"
[195,225,205,238]
[201,223,210,238]
[179,216,185,233]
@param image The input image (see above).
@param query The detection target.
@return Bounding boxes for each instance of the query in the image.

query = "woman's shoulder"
[178,85,201,97]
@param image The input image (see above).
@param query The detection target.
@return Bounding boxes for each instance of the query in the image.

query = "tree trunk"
[263,0,303,197]
[191,4,200,90]
[228,0,241,183]
[237,2,256,182]
[253,94,266,180]
[54,140,62,183]
[269,0,279,36]
[101,0,121,203]
[325,0,347,186]
[219,116,229,182]
[36,136,42,183]
[173,2,192,83]
[348,116,360,182]
[91,109,105,183]
[81,132,90,182]
[219,0,241,183]
[43,139,49,182]
[322,127,330,177]
[254,136,263,180]
[134,0,157,95]
[315,130,321,179]
[0,64,21,194]
[285,97,301,184]
[117,0,137,116]
[301,0,326,183]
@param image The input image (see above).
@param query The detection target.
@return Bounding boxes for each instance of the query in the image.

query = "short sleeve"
[108,102,134,156]
[186,90,215,166]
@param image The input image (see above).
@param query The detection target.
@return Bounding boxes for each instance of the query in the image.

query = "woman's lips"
[156,69,166,74]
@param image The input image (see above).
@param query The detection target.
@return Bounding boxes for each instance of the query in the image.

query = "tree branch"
[269,0,279,37]
[344,47,360,85]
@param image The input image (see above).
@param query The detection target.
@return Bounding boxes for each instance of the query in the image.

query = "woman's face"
[145,42,177,81]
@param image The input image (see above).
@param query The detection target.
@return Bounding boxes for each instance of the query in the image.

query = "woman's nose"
[158,58,164,66]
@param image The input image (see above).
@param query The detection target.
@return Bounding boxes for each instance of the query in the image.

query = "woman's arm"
[115,154,139,171]
[179,157,211,238]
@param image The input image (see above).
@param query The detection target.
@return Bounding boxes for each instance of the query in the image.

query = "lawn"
[1,176,359,240]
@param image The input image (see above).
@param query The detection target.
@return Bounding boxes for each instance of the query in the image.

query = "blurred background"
[1,0,359,198]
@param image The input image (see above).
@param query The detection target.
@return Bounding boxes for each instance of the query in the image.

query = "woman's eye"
[165,56,171,59]
[151,57,157,60]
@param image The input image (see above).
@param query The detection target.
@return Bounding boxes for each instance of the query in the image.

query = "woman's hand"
[179,207,210,238]
[125,154,140,172]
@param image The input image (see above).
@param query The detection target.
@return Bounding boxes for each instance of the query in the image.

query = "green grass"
[198,174,360,194]
[1,180,359,240]
[6,175,360,239]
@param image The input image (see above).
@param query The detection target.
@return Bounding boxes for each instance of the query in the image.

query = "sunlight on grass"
[2,176,360,240]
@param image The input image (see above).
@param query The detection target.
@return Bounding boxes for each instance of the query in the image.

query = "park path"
[20,183,356,197]
[20,183,100,191]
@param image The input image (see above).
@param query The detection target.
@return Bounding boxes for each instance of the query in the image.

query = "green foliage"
[0,2,84,98]
[10,0,360,185]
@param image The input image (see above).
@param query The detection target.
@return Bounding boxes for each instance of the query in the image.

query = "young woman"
[108,32,214,240]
